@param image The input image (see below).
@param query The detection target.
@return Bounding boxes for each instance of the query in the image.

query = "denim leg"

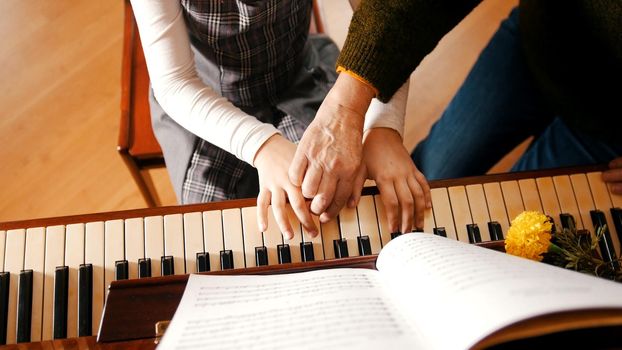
[412,7,552,180]
[512,117,622,172]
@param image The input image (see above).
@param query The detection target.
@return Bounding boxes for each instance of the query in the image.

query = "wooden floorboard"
[0,0,517,223]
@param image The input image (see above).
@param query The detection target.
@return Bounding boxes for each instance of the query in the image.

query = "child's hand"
[254,134,318,240]
[350,128,431,234]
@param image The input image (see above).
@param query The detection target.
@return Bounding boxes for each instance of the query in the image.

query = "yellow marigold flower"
[505,211,553,261]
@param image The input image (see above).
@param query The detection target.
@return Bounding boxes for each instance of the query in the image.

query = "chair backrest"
[117,0,163,164]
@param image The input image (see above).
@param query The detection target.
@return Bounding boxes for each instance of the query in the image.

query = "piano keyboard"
[0,168,621,344]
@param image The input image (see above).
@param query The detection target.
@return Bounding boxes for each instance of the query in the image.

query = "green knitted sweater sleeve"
[337,0,481,102]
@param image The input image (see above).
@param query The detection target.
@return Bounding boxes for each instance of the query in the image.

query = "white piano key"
[552,175,584,229]
[518,179,543,213]
[241,207,264,268]
[263,210,283,266]
[500,181,524,223]
[22,227,45,342]
[5,229,26,344]
[222,209,245,269]
[104,220,124,290]
[373,195,392,247]
[483,182,510,235]
[570,174,597,238]
[42,225,65,341]
[202,211,224,272]
[64,224,84,339]
[144,216,164,276]
[423,206,435,236]
[587,172,620,256]
[356,196,382,254]
[301,215,324,261]
[465,185,492,242]
[0,230,5,271]
[320,216,341,260]
[447,186,472,243]
[183,213,204,274]
[338,207,360,257]
[164,214,185,275]
[430,188,457,240]
[535,177,562,231]
[85,222,104,337]
[124,218,144,280]
[285,206,303,263]
[609,181,622,208]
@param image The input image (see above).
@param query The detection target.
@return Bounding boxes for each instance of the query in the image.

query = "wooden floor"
[0,0,518,224]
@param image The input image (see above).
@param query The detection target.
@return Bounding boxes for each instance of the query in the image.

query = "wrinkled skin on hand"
[289,73,375,223]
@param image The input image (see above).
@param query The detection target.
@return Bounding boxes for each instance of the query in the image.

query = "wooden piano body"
[0,166,621,349]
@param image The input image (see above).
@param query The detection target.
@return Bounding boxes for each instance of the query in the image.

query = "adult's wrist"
[326,72,376,120]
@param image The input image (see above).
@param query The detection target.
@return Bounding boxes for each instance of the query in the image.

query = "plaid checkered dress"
[149,0,339,204]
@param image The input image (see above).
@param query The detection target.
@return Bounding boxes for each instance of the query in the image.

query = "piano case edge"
[97,256,379,343]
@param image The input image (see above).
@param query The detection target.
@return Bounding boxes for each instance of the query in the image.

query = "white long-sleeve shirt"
[130,0,407,166]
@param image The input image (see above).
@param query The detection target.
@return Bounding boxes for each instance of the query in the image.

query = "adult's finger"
[256,189,271,232]
[348,164,367,208]
[287,188,318,237]
[271,190,293,240]
[301,163,323,198]
[288,149,308,187]
[320,179,354,223]
[310,175,338,215]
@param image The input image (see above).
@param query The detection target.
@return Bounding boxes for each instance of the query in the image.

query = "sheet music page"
[157,268,427,350]
[376,233,622,349]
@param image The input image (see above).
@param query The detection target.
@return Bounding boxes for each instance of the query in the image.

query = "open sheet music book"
[157,233,622,350]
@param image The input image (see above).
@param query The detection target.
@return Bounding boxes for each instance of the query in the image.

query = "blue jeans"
[411,8,622,180]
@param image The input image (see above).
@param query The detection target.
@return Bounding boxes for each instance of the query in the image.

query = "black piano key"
[488,222,503,241]
[161,256,175,275]
[333,238,349,258]
[466,224,482,244]
[138,258,152,278]
[277,244,292,264]
[390,232,402,239]
[78,264,93,337]
[220,250,234,270]
[196,253,210,272]
[559,213,576,230]
[590,210,618,265]
[255,246,268,266]
[433,227,447,238]
[0,272,9,345]
[611,208,622,243]
[357,235,372,256]
[545,215,556,234]
[53,266,69,339]
[16,270,33,343]
[115,260,129,280]
[300,242,315,262]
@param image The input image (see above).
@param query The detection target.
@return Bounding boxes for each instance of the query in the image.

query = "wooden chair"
[118,0,327,208]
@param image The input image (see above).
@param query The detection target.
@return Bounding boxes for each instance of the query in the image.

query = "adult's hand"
[349,128,432,234]
[254,134,318,240]
[289,73,376,222]
[602,157,622,195]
